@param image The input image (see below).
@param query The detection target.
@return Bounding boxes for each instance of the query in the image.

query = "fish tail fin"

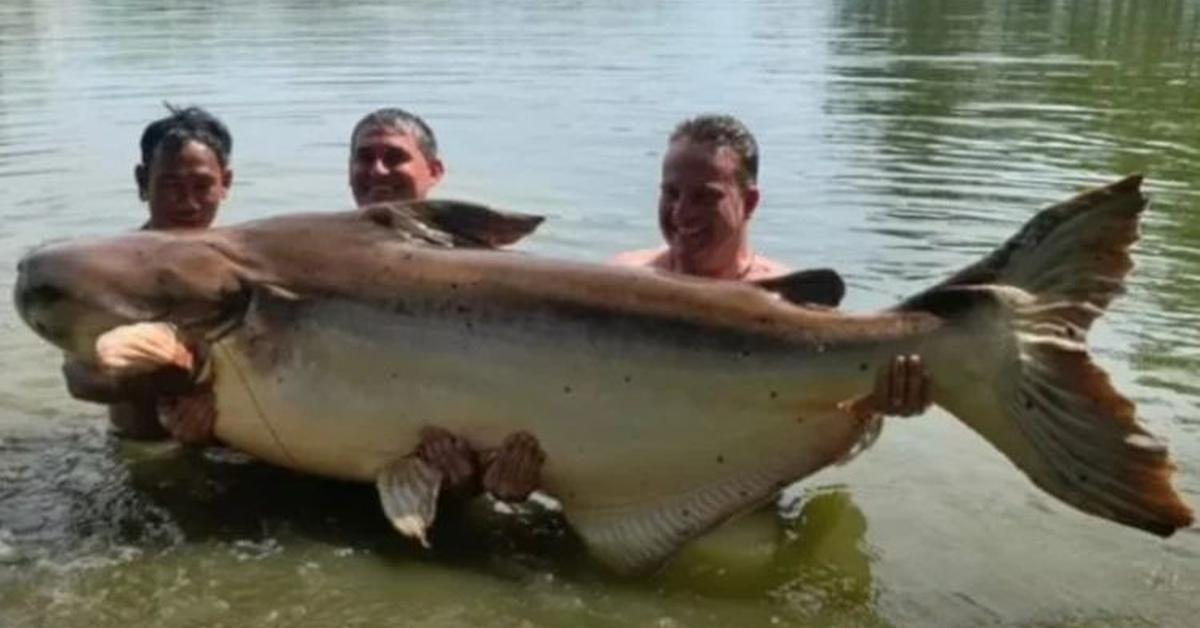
[900,175,1193,536]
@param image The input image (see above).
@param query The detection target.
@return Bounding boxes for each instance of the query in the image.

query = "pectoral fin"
[376,456,444,548]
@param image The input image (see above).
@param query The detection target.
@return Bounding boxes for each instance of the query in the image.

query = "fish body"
[13,183,1193,572]
[210,252,926,568]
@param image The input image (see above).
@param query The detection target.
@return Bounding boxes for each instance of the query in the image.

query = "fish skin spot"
[769,390,779,400]
[859,363,869,372]
[623,375,632,384]
[716,455,725,464]
[563,385,572,394]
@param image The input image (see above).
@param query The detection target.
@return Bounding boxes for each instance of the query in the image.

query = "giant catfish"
[13,176,1193,573]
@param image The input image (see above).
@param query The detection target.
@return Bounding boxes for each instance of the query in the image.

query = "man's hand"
[840,354,932,420]
[415,426,480,497]
[95,322,193,377]
[481,431,544,503]
[872,354,931,417]
[158,386,218,445]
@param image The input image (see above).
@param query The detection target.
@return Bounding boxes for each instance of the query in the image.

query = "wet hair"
[139,104,233,169]
[350,107,439,161]
[669,114,759,188]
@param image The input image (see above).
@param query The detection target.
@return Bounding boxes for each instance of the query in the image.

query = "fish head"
[14,231,251,359]
[13,200,547,359]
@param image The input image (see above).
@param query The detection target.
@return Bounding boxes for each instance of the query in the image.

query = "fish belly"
[210,297,881,513]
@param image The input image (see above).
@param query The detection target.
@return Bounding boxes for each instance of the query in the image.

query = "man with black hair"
[61,105,234,441]
[135,105,233,229]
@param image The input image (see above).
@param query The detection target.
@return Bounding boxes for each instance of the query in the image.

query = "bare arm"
[109,398,170,440]
[61,322,206,404]
[62,356,198,404]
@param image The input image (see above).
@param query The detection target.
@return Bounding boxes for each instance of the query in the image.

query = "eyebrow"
[355,145,411,157]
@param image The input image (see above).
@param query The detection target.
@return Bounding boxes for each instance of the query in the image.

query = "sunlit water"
[1,1,1198,626]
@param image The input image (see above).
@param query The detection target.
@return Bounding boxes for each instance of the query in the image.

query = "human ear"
[428,157,446,182]
[743,185,761,220]
[221,169,234,197]
[134,165,148,201]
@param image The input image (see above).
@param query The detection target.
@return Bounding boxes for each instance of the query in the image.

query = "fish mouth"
[14,265,250,358]
[15,232,257,360]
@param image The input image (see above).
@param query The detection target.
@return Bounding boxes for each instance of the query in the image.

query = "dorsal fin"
[361,200,545,248]
[753,268,845,307]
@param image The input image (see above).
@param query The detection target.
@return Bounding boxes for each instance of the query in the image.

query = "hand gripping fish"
[13,176,1192,573]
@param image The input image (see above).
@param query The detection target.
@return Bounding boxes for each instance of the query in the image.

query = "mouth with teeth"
[673,219,711,249]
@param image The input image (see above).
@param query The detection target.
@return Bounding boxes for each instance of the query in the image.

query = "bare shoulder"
[609,248,667,268]
[744,255,791,281]
[109,399,169,440]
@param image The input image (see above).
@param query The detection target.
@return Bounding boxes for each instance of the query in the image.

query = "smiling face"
[657,138,760,278]
[143,139,232,230]
[349,126,445,207]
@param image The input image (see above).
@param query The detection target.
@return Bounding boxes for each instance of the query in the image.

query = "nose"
[672,199,702,226]
[171,185,202,210]
[357,153,386,177]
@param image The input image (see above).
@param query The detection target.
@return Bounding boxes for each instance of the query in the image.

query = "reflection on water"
[666,491,877,621]
[2,1,1200,626]
[0,428,879,626]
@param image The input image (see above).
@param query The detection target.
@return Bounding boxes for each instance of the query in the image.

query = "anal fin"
[568,471,785,575]
[376,456,444,548]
